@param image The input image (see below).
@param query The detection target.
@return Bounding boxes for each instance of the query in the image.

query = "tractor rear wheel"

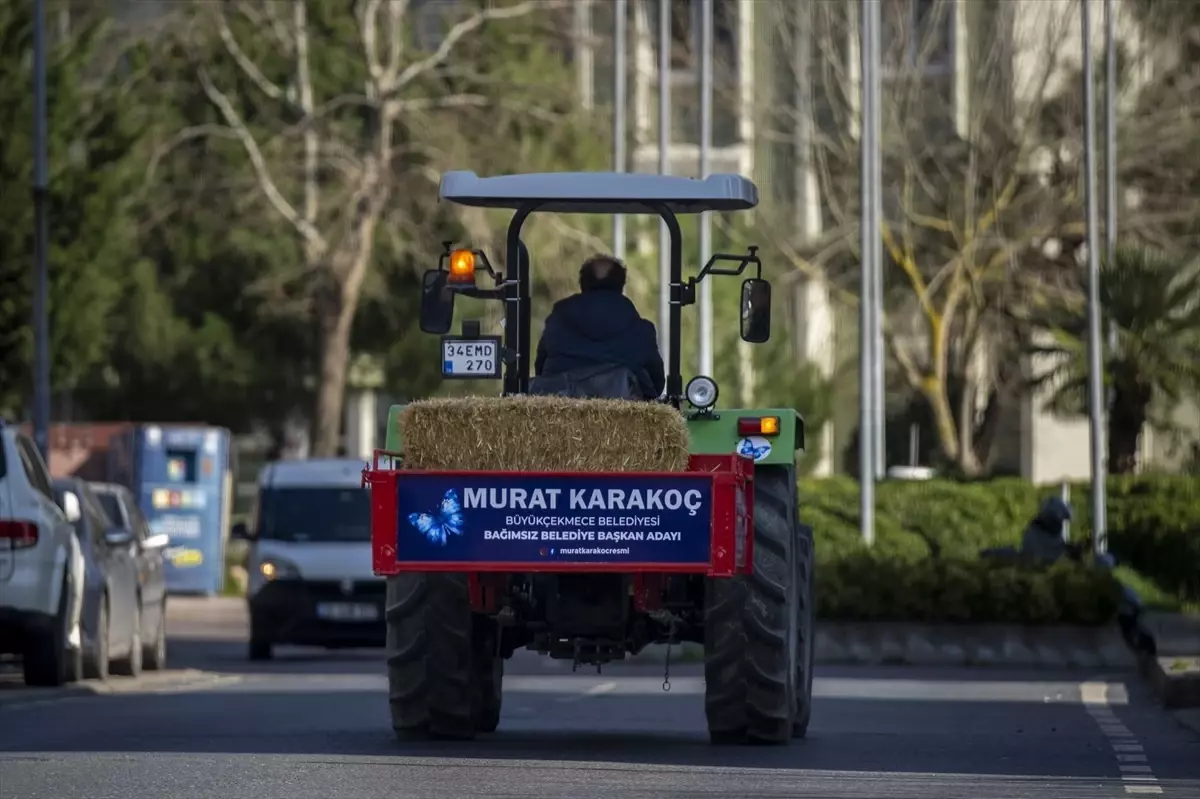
[793,522,816,738]
[704,464,802,745]
[386,573,475,740]
[472,616,503,733]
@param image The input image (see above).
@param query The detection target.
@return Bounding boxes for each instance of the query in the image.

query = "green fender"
[686,407,804,467]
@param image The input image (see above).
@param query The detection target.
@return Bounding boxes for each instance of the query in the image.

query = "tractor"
[362,170,814,744]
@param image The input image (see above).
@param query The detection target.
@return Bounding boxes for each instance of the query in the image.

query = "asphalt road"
[0,598,1197,799]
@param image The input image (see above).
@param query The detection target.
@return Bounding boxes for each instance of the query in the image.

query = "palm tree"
[1026,243,1200,474]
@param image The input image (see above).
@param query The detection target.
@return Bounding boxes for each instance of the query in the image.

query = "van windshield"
[257,487,371,542]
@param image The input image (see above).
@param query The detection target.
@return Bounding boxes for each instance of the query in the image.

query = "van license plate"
[316,602,379,621]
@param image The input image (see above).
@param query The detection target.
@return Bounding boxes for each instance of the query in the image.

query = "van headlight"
[259,557,300,581]
[249,556,301,596]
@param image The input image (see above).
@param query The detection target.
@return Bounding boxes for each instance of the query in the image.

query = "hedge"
[802,474,1200,606]
[816,553,1123,625]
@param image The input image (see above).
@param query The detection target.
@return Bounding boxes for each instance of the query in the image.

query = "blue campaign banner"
[395,473,713,565]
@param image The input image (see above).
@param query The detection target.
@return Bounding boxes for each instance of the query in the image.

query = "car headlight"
[258,557,300,581]
[686,375,719,410]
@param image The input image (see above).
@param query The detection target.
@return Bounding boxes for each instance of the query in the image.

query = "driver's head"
[579,254,627,294]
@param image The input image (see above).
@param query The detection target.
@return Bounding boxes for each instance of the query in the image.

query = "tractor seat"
[528,364,650,401]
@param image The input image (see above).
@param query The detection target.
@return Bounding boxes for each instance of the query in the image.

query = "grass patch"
[221,562,244,597]
[1113,565,1200,615]
[221,539,248,597]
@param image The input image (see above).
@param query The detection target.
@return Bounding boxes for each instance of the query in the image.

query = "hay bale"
[399,396,690,473]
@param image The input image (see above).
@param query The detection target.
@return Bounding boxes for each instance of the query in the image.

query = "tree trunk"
[311,287,356,457]
[924,381,984,476]
[1107,383,1149,474]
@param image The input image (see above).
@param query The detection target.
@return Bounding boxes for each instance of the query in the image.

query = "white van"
[234,458,382,660]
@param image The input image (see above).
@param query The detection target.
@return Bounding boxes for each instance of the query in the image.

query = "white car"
[0,420,85,685]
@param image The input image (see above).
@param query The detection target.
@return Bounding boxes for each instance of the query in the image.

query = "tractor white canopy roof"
[439,170,758,214]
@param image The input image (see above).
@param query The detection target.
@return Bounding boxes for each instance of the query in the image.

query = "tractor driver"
[533,254,665,400]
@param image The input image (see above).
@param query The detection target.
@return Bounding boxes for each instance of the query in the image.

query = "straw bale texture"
[399,396,690,472]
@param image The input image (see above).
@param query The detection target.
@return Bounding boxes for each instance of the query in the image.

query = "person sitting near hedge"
[1021,496,1087,562]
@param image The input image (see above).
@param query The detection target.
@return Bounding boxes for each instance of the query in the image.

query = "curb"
[1139,654,1200,710]
[1172,708,1200,737]
[0,669,228,711]
[0,683,98,709]
[1129,611,1200,709]
[628,622,1137,668]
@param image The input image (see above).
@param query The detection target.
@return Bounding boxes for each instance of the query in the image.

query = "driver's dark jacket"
[534,289,665,399]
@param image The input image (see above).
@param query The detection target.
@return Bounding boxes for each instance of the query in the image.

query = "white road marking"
[1080,681,1164,795]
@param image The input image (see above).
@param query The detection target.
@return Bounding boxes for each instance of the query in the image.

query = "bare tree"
[180,0,562,455]
[748,0,1147,475]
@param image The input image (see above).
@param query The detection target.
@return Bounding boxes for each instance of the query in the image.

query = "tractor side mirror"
[419,269,455,334]
[740,278,772,343]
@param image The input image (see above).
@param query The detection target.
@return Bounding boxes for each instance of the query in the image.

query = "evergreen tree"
[0,0,145,418]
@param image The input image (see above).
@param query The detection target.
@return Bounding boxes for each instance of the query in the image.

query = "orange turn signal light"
[448,249,477,284]
[738,416,780,436]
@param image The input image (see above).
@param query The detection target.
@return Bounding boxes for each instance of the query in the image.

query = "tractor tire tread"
[793,522,816,738]
[704,466,799,746]
[742,468,797,744]
[472,617,503,733]
[386,573,474,740]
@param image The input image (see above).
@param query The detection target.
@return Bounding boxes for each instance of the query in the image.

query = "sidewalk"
[167,595,247,641]
[0,669,231,710]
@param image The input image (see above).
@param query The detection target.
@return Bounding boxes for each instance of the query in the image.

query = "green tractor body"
[366,170,815,746]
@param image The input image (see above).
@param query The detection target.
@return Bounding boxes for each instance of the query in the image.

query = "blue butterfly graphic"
[407,488,465,546]
[737,438,771,461]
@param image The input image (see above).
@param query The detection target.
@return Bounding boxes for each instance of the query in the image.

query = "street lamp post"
[697,0,714,377]
[613,0,628,260]
[1081,0,1109,554]
[657,0,671,360]
[858,0,881,545]
[1104,0,1118,366]
[32,0,51,460]
[866,0,885,480]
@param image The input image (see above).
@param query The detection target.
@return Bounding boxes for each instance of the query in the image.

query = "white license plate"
[441,337,500,378]
[315,602,379,622]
